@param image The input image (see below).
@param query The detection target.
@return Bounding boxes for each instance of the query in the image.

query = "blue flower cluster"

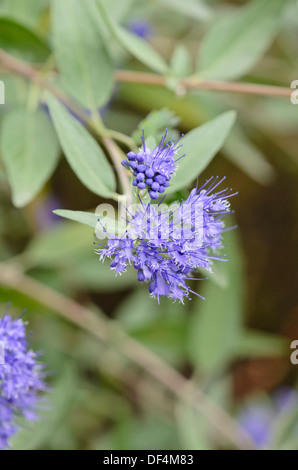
[127,19,153,40]
[121,131,184,200]
[96,175,235,303]
[0,309,47,449]
[239,388,298,448]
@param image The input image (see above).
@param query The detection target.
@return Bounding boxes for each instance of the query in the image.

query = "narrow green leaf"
[235,330,287,359]
[104,0,135,24]
[53,209,126,235]
[159,0,212,22]
[132,108,180,146]
[0,17,50,62]
[115,290,188,365]
[223,125,276,185]
[188,229,244,373]
[1,107,60,207]
[168,111,236,194]
[52,0,114,109]
[198,0,285,80]
[53,210,101,229]
[170,45,192,78]
[176,402,212,450]
[271,403,298,450]
[115,289,159,332]
[62,255,137,292]
[23,219,132,292]
[91,0,168,74]
[0,74,28,107]
[11,364,78,450]
[176,377,231,450]
[23,222,93,268]
[47,93,116,199]
[278,439,298,451]
[0,0,48,28]
[199,264,229,289]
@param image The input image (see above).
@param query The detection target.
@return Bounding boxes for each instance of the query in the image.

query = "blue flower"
[0,308,47,449]
[238,387,298,448]
[121,130,184,199]
[127,20,153,40]
[96,177,235,302]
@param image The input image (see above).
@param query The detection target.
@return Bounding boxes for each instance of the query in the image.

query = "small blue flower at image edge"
[238,387,298,448]
[0,304,48,449]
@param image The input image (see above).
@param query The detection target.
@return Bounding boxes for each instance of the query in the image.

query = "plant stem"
[0,49,291,110]
[0,49,133,202]
[103,128,137,151]
[115,69,292,98]
[90,112,132,205]
[0,262,254,450]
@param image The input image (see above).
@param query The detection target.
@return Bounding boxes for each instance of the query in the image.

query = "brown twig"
[0,49,132,201]
[115,69,292,98]
[0,262,254,449]
[0,49,291,109]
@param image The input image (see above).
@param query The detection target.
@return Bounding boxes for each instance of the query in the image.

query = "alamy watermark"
[94,199,205,246]
[290,80,298,105]
[290,340,298,365]
[0,80,5,105]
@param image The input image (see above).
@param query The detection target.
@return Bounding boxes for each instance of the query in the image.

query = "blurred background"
[0,0,297,450]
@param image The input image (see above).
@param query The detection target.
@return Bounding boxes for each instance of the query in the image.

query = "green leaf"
[168,111,236,194]
[11,364,78,450]
[199,263,229,289]
[159,0,212,22]
[0,17,50,62]
[170,91,276,185]
[128,417,179,450]
[23,222,93,268]
[223,125,276,185]
[132,108,180,146]
[278,438,298,451]
[53,209,126,236]
[234,330,287,359]
[197,0,285,80]
[188,229,244,373]
[52,0,114,109]
[53,209,102,229]
[176,402,212,450]
[46,93,116,199]
[0,0,48,28]
[102,0,135,24]
[117,83,275,185]
[271,402,298,449]
[170,45,192,78]
[176,377,232,450]
[23,220,133,292]
[62,255,137,292]
[115,289,160,332]
[247,99,298,136]
[90,0,168,74]
[115,290,188,366]
[0,74,29,107]
[1,107,60,207]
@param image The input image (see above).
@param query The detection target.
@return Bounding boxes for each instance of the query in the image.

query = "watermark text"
[0,80,5,105]
[290,340,298,365]
[290,80,298,105]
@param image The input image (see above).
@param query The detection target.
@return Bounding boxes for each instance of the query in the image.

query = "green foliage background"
[0,0,297,450]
